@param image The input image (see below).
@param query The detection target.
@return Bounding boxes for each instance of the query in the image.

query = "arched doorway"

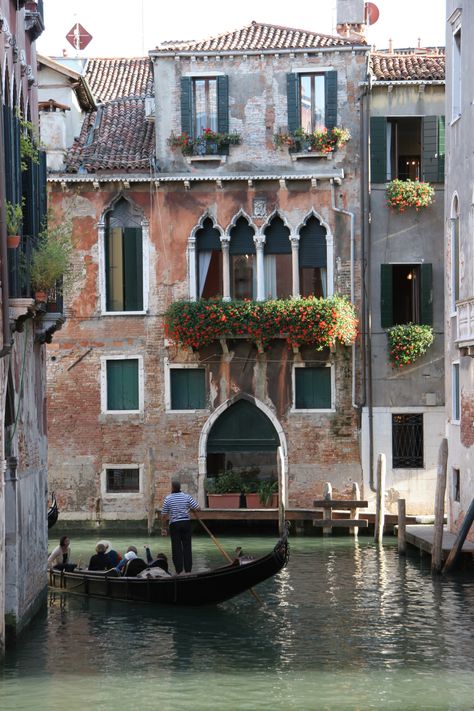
[198,396,288,507]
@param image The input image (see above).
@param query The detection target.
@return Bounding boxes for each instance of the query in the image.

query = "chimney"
[336,0,366,39]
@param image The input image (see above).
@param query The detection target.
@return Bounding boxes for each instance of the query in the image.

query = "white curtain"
[198,251,212,297]
[264,255,276,299]
[320,267,327,297]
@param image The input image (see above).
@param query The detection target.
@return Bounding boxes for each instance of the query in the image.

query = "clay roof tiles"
[155,20,364,53]
[370,52,445,82]
[84,57,153,103]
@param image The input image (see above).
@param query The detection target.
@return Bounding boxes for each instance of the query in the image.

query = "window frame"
[452,467,461,503]
[452,361,460,424]
[392,413,424,469]
[380,262,433,328]
[100,355,144,415]
[451,23,462,122]
[164,358,208,413]
[101,463,143,498]
[291,362,335,413]
[450,207,460,315]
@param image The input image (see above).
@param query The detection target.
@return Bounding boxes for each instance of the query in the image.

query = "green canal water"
[1,534,474,711]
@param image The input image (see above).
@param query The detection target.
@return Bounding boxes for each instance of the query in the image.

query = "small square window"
[106,359,139,411]
[392,414,424,468]
[170,368,206,410]
[106,467,140,493]
[294,367,331,409]
[452,468,460,503]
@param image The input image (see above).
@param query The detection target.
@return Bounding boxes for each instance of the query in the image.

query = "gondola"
[47,493,59,529]
[49,527,289,606]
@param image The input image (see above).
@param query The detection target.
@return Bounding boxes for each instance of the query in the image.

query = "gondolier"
[161,481,200,574]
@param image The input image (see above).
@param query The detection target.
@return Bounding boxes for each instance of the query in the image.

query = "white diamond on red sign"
[66,23,93,51]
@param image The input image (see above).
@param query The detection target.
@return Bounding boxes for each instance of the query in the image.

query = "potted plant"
[5,200,23,248]
[29,213,73,302]
[386,179,435,212]
[386,323,434,368]
[257,479,278,508]
[205,470,243,508]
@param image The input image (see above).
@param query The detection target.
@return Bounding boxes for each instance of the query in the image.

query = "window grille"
[392,413,423,468]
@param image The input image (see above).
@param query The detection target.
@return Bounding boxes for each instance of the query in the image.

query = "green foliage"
[18,113,40,172]
[30,213,73,293]
[258,479,278,506]
[386,179,435,212]
[5,200,23,235]
[274,126,350,153]
[164,295,358,351]
[386,323,434,368]
[168,128,241,156]
[206,470,244,494]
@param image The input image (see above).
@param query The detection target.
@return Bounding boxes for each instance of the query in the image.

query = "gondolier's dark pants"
[169,519,192,573]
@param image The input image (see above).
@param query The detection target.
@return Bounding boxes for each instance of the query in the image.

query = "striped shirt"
[161,492,200,524]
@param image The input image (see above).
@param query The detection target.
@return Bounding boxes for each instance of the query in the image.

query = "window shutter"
[107,360,139,411]
[171,369,205,409]
[180,77,193,137]
[287,73,300,132]
[380,264,394,328]
[422,116,445,182]
[123,227,143,311]
[299,217,327,267]
[420,262,433,325]
[217,75,229,134]
[295,367,331,409]
[370,117,387,183]
[324,71,338,130]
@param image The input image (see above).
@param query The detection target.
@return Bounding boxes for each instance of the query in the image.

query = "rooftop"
[370,50,445,82]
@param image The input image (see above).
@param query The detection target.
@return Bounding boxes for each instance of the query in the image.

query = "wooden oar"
[192,512,263,606]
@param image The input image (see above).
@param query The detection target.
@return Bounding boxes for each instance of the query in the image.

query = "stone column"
[188,237,197,301]
[254,235,266,301]
[290,234,300,297]
[221,236,231,301]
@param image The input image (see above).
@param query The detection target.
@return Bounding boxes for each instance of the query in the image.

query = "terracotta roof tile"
[155,20,364,53]
[66,97,155,173]
[370,51,445,82]
[85,57,153,103]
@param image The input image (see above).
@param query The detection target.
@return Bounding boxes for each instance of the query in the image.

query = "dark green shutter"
[380,264,394,328]
[107,360,139,410]
[422,116,445,182]
[217,75,229,134]
[171,369,205,410]
[123,227,143,311]
[180,76,193,137]
[420,263,433,325]
[370,117,387,183]
[324,71,338,130]
[287,73,300,132]
[295,368,331,409]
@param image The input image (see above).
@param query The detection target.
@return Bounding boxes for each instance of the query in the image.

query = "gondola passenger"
[48,535,75,571]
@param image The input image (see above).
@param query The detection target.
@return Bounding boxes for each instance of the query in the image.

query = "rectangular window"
[287,71,337,134]
[193,78,217,135]
[170,368,206,410]
[387,117,422,180]
[380,263,433,328]
[300,74,325,132]
[452,468,460,503]
[452,362,460,421]
[264,254,292,299]
[294,366,332,410]
[452,216,460,307]
[230,254,256,300]
[392,413,424,468]
[106,467,140,493]
[105,227,143,311]
[106,359,139,411]
[452,28,462,120]
[181,76,228,139]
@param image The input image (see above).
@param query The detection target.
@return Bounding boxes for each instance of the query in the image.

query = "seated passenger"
[48,535,76,571]
[88,543,110,571]
[144,546,170,572]
[115,546,138,574]
[96,539,122,567]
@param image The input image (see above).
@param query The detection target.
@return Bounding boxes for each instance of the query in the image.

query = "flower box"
[386,179,435,212]
[245,493,279,509]
[274,126,350,154]
[207,493,241,509]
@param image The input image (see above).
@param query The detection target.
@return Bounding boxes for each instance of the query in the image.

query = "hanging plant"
[164,295,358,351]
[386,179,435,212]
[386,323,434,368]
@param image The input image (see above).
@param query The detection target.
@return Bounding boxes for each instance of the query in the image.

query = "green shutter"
[180,76,193,137]
[437,115,445,182]
[287,73,300,132]
[324,71,338,130]
[380,264,394,328]
[217,75,229,134]
[420,263,433,325]
[295,367,331,409]
[370,117,387,183]
[171,369,205,410]
[422,116,441,182]
[107,360,139,410]
[123,227,143,311]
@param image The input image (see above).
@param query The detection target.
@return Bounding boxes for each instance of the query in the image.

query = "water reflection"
[1,536,474,711]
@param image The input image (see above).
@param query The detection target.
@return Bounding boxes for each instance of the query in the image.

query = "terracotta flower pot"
[207,493,241,509]
[245,493,279,509]
[7,235,21,249]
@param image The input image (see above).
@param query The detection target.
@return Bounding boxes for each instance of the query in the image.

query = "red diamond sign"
[66,23,93,51]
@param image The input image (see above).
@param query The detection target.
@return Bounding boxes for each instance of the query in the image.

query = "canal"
[1,534,474,710]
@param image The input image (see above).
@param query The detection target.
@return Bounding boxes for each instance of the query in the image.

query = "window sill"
[165,408,209,414]
[290,407,335,414]
[290,151,333,162]
[103,492,143,498]
[185,155,227,165]
[102,310,147,316]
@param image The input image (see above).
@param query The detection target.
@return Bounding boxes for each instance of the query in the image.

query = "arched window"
[230,216,256,299]
[264,215,291,299]
[299,215,327,297]
[451,195,460,312]
[104,198,144,312]
[196,217,222,298]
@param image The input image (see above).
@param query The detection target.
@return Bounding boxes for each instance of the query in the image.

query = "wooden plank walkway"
[194,509,415,527]
[405,525,474,560]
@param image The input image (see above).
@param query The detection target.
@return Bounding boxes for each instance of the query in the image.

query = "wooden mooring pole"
[443,497,474,574]
[374,453,385,543]
[397,498,406,555]
[431,437,448,574]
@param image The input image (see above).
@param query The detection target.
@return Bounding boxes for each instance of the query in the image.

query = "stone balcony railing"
[456,297,474,354]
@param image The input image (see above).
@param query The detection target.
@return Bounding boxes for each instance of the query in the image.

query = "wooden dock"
[405,524,474,560]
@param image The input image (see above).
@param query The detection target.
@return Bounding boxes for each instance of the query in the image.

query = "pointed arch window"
[196,217,222,298]
[264,215,292,299]
[299,215,327,297]
[230,216,256,300]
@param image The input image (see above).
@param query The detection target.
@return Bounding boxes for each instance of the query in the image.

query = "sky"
[37,0,446,59]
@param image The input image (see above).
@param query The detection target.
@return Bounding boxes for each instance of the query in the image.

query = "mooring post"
[442,497,474,574]
[397,498,406,555]
[323,482,333,536]
[350,482,360,537]
[374,453,385,543]
[432,437,448,574]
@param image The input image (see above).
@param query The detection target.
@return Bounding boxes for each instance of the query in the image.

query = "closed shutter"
[170,369,206,409]
[287,73,300,132]
[420,262,433,325]
[180,77,193,137]
[422,116,445,182]
[370,117,387,183]
[264,216,291,254]
[380,264,394,328]
[299,217,327,267]
[123,227,143,311]
[217,75,229,134]
[39,151,47,228]
[229,218,255,255]
[196,218,222,251]
[324,71,338,130]
[107,360,139,410]
[295,367,331,409]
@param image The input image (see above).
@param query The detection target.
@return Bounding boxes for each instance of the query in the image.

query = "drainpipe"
[330,179,356,409]
[0,91,12,358]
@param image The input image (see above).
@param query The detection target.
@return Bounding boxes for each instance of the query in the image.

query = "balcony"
[25,0,45,41]
[456,297,474,355]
